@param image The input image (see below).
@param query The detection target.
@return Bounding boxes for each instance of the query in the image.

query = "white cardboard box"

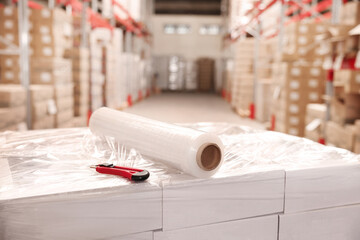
[155,215,278,240]
[0,128,162,240]
[162,170,285,230]
[284,163,360,213]
[0,185,162,240]
[279,204,360,240]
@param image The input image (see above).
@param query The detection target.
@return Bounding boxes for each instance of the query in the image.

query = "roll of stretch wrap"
[89,107,224,178]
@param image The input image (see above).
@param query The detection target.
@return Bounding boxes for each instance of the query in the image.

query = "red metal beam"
[59,0,113,30]
[232,0,278,40]
[112,0,148,36]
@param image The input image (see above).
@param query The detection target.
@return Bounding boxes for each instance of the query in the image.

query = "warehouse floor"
[124,93,265,129]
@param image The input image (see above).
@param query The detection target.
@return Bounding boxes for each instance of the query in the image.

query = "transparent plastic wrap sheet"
[0,128,171,201]
[1,122,359,200]
[0,128,169,240]
[185,123,360,178]
[0,123,360,239]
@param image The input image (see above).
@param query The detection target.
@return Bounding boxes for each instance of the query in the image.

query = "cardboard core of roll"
[196,144,222,171]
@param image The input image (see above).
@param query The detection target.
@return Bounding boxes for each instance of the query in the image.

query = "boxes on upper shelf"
[272,61,325,137]
[280,22,330,61]
[30,58,72,85]
[340,1,360,26]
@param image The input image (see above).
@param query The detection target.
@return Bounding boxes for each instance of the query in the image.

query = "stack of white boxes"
[31,58,74,128]
[65,48,90,127]
[112,29,128,108]
[104,45,117,109]
[1,124,360,239]
[231,39,254,116]
[2,125,360,239]
[89,28,112,112]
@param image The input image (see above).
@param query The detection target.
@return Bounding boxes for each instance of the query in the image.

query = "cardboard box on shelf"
[55,109,73,127]
[30,85,54,102]
[0,31,18,50]
[305,103,326,142]
[56,97,74,112]
[340,1,360,26]
[74,91,89,104]
[0,84,26,107]
[0,122,26,132]
[73,70,89,83]
[74,81,89,95]
[29,34,71,52]
[272,61,326,137]
[0,7,18,19]
[334,70,360,94]
[54,84,74,99]
[57,119,74,128]
[73,116,88,127]
[64,48,90,59]
[0,55,20,71]
[331,94,360,125]
[29,46,67,59]
[29,8,72,24]
[0,18,18,34]
[280,22,330,60]
[0,106,26,129]
[72,59,90,71]
[326,121,356,151]
[30,70,71,85]
[32,115,55,130]
[31,58,72,71]
[0,69,20,84]
[74,103,89,117]
[32,100,51,122]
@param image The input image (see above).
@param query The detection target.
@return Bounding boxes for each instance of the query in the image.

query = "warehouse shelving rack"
[225,0,344,143]
[0,0,151,129]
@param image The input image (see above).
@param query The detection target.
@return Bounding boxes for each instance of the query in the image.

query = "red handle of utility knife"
[96,166,134,180]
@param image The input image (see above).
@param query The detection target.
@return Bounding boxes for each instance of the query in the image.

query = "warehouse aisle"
[124,93,265,129]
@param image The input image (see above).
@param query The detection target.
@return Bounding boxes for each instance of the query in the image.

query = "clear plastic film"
[185,122,360,178]
[0,123,360,239]
[0,128,171,201]
[1,122,359,199]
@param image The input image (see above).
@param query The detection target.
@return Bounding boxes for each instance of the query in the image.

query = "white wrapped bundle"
[89,107,224,178]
